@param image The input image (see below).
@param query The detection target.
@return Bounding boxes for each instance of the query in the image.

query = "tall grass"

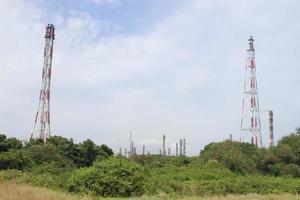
[0,182,90,200]
[144,162,300,196]
[0,182,299,200]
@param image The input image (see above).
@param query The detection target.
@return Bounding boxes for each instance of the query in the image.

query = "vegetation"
[0,182,91,200]
[67,157,145,197]
[0,128,300,199]
[0,135,113,170]
[0,182,299,200]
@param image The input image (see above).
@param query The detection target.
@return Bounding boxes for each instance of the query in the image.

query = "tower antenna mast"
[30,24,55,143]
[240,36,262,147]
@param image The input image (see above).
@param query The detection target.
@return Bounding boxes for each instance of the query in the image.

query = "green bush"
[0,169,72,190]
[280,164,300,178]
[0,169,24,181]
[200,141,257,173]
[275,144,297,164]
[29,161,73,175]
[277,129,300,164]
[1,132,300,198]
[23,144,73,168]
[144,161,300,196]
[0,151,30,170]
[67,157,145,197]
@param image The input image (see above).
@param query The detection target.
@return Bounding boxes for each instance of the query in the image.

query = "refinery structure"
[28,25,275,153]
[123,131,187,157]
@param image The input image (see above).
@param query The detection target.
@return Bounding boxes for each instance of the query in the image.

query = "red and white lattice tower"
[30,24,55,142]
[240,36,262,147]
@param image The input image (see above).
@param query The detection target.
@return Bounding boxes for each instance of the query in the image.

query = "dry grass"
[183,194,300,200]
[0,182,299,200]
[0,182,90,200]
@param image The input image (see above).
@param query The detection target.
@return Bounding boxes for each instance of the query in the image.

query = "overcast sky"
[0,0,299,155]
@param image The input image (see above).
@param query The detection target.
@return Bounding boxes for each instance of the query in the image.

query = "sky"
[0,0,299,155]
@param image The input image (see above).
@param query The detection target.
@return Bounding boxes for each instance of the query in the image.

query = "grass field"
[0,182,299,200]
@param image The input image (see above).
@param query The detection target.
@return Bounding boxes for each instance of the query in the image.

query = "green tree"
[0,134,8,152]
[0,135,22,152]
[76,139,98,166]
[256,149,279,174]
[74,139,114,167]
[277,129,300,164]
[200,141,257,173]
[0,134,6,142]
[99,144,114,157]
[47,135,77,162]
[275,144,296,164]
[0,150,29,170]
[280,163,300,178]
[23,144,73,168]
[5,137,22,149]
[26,138,44,146]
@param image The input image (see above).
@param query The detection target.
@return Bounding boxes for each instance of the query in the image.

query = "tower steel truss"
[30,24,55,142]
[240,36,262,147]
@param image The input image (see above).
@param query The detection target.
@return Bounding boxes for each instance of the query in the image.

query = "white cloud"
[138,139,160,146]
[0,0,299,155]
[89,0,121,6]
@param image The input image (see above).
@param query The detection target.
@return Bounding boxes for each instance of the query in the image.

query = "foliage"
[0,134,114,173]
[1,129,300,198]
[23,144,73,167]
[0,134,22,152]
[279,164,300,178]
[46,136,114,167]
[198,129,300,177]
[143,159,300,196]
[200,141,257,174]
[274,144,297,164]
[277,129,300,164]
[67,157,145,197]
[0,151,29,170]
[2,182,300,200]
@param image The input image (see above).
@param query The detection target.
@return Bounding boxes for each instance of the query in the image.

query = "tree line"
[200,128,300,177]
[0,128,299,197]
[0,135,114,170]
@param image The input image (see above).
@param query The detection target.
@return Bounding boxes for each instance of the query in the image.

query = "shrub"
[275,144,297,164]
[0,151,30,170]
[280,164,300,178]
[0,169,23,181]
[200,141,257,173]
[30,161,73,175]
[23,144,73,168]
[277,130,300,163]
[67,157,145,197]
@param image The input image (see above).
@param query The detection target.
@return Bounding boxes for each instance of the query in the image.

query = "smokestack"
[119,147,122,156]
[168,148,171,156]
[229,134,233,141]
[132,141,134,155]
[269,110,274,148]
[133,146,136,155]
[129,130,132,157]
[163,134,166,156]
[176,143,178,156]
[125,148,127,157]
[142,145,145,155]
[183,138,186,156]
[179,139,183,156]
